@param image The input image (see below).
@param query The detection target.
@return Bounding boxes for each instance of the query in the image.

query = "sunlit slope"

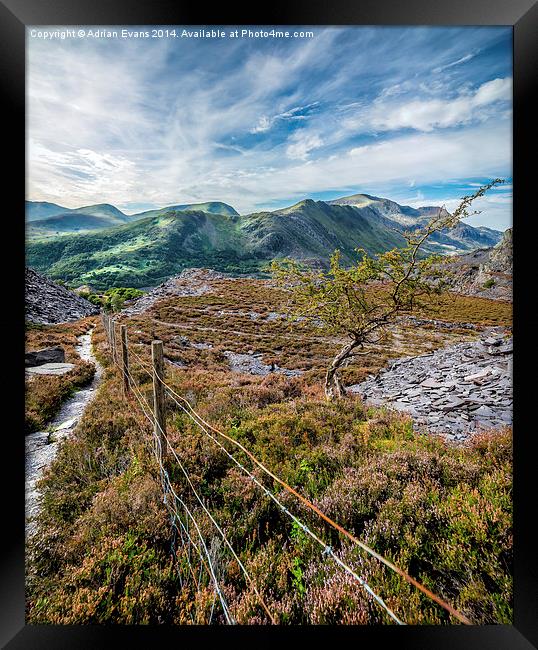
[26,195,503,290]
[240,199,406,261]
[26,210,251,288]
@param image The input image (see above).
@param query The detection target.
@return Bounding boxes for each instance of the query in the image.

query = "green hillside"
[26,210,256,289]
[68,203,129,220]
[28,212,132,238]
[26,201,239,239]
[241,199,406,261]
[26,195,502,291]
[26,201,71,222]
[129,201,239,220]
[26,200,409,290]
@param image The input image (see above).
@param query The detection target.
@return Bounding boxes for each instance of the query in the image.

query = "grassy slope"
[241,200,406,262]
[26,282,512,624]
[26,210,257,289]
[27,201,409,290]
[28,213,128,238]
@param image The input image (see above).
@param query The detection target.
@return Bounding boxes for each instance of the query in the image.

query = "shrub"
[26,293,512,626]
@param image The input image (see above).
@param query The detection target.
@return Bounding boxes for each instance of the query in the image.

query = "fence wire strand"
[101,315,472,626]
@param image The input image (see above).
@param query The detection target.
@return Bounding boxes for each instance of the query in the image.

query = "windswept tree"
[272,180,503,399]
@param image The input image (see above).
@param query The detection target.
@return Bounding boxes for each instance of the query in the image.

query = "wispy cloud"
[344,77,511,133]
[433,51,479,74]
[250,102,320,133]
[27,26,512,228]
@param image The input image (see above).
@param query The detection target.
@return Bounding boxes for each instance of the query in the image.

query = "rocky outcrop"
[484,227,512,273]
[122,268,226,316]
[349,328,512,441]
[25,346,65,367]
[444,228,512,301]
[26,267,100,324]
[223,350,303,377]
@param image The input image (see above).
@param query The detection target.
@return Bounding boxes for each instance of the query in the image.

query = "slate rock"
[474,405,496,418]
[26,362,76,376]
[26,267,99,325]
[464,369,490,382]
[25,346,65,367]
[420,378,445,389]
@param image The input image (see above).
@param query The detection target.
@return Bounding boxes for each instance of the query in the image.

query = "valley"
[26,192,504,290]
[24,187,513,626]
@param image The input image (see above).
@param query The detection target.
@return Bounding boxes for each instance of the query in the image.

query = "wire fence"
[99,313,472,626]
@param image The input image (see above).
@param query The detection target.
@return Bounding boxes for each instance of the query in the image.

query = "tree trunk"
[324,339,360,400]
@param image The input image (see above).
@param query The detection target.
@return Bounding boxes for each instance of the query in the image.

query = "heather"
[26,314,512,625]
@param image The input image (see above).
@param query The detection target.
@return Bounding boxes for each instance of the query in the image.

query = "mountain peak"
[70,203,127,218]
[329,193,381,207]
[278,198,317,213]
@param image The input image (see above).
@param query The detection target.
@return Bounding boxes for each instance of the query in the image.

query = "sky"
[27,26,513,230]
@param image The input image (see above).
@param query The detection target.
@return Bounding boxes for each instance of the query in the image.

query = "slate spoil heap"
[26,267,100,324]
[349,329,512,441]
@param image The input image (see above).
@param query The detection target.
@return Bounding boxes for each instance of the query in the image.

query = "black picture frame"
[3,0,537,647]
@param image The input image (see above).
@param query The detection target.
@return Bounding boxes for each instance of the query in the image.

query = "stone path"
[348,328,512,441]
[25,329,103,537]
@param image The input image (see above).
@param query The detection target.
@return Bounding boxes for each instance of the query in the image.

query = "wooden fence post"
[151,340,167,461]
[103,314,108,345]
[111,319,117,365]
[120,324,129,397]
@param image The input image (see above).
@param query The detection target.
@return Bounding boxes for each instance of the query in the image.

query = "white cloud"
[346,77,512,133]
[28,140,138,203]
[473,77,512,105]
[164,122,510,214]
[250,116,272,133]
[286,133,324,160]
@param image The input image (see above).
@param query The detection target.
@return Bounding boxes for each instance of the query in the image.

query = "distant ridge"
[26,200,239,237]
[129,201,239,219]
[26,201,72,222]
[26,191,502,291]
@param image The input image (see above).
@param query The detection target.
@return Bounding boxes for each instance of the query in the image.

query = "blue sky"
[27,26,512,229]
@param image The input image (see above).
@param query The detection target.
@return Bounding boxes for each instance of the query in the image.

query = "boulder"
[25,345,65,367]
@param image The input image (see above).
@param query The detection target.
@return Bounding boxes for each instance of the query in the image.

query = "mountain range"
[26,193,503,290]
[26,200,238,237]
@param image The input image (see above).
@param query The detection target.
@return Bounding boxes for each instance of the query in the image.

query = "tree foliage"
[272,180,504,398]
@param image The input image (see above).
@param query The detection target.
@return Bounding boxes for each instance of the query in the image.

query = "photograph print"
[25,25,513,626]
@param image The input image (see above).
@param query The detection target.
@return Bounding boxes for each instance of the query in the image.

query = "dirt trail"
[25,328,103,537]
